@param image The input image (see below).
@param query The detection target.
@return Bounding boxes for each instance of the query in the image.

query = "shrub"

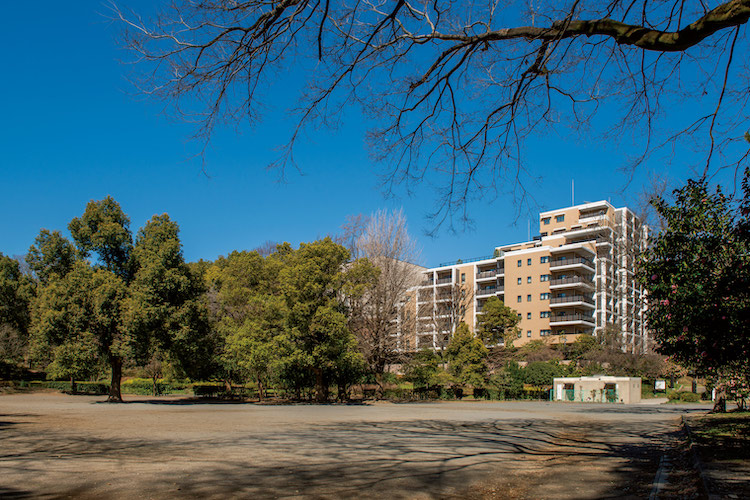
[679,391,701,402]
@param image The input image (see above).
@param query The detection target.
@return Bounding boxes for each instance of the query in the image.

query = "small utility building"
[552,376,641,404]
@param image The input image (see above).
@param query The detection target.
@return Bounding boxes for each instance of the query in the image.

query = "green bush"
[382,388,414,400]
[679,391,701,402]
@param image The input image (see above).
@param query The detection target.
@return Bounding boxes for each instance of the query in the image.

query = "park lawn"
[691,411,750,455]
[688,411,750,498]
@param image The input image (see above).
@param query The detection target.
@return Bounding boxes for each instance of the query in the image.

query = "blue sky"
[0,2,736,267]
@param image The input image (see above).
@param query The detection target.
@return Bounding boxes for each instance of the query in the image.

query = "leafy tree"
[0,254,34,365]
[221,294,287,400]
[523,361,563,388]
[403,349,444,389]
[489,363,525,400]
[639,171,750,386]
[445,323,489,387]
[31,198,210,402]
[279,237,362,402]
[118,1,750,225]
[26,230,77,285]
[125,214,212,381]
[205,249,284,391]
[566,334,600,361]
[65,197,134,401]
[31,262,128,397]
[476,296,520,347]
[45,332,102,394]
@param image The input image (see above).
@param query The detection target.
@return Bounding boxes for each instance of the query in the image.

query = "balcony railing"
[420,280,434,287]
[476,270,496,279]
[550,295,594,305]
[550,257,594,268]
[550,313,595,323]
[476,287,498,296]
[550,276,592,286]
[435,277,453,285]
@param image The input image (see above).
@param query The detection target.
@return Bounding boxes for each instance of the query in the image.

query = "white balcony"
[549,257,595,273]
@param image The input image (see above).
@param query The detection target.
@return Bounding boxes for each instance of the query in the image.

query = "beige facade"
[406,201,649,351]
[553,376,642,404]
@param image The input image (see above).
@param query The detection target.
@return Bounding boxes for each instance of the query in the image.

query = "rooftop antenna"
[572,179,575,206]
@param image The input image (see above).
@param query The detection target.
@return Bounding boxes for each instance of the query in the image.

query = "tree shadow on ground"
[0,413,687,499]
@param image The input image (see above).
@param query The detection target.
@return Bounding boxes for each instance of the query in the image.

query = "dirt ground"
[0,393,708,499]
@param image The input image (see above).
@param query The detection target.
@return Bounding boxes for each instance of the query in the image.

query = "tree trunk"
[257,376,264,402]
[314,368,327,403]
[107,356,123,403]
[70,376,77,395]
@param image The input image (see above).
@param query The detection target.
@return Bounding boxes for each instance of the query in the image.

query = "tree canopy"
[640,169,750,381]
[445,323,489,387]
[476,296,520,347]
[117,0,750,225]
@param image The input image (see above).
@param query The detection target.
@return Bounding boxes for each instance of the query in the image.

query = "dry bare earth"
[0,394,707,499]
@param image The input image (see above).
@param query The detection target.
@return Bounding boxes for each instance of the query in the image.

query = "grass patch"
[690,411,750,461]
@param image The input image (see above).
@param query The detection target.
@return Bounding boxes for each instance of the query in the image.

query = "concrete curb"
[681,415,720,500]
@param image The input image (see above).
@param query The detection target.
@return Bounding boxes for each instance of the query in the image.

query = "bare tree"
[431,283,474,352]
[115,1,750,226]
[346,209,423,381]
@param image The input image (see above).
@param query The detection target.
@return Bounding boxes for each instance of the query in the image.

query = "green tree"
[476,296,520,347]
[445,323,489,387]
[278,237,362,402]
[66,197,134,401]
[523,361,563,388]
[403,349,444,389]
[0,254,34,365]
[26,230,77,285]
[125,214,212,382]
[639,171,750,387]
[221,294,287,400]
[31,263,127,396]
[205,250,282,391]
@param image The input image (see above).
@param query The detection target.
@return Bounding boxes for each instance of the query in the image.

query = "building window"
[540,274,551,282]
[540,232,548,237]
[555,214,565,222]
[517,313,522,319]
[517,331,522,338]
[540,311,551,318]
[541,329,551,336]
[461,273,465,284]
[460,306,465,315]
[542,217,551,225]
[527,330,532,337]
[540,293,550,300]
[527,258,532,265]
[526,312,532,319]
[516,295,522,303]
[517,259,522,267]
[540,256,549,263]
[517,277,522,285]
[527,276,532,283]
[527,294,532,302]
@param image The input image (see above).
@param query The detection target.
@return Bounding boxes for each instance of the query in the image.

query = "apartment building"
[408,201,649,352]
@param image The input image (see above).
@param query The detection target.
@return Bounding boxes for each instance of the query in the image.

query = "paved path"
[0,393,708,499]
